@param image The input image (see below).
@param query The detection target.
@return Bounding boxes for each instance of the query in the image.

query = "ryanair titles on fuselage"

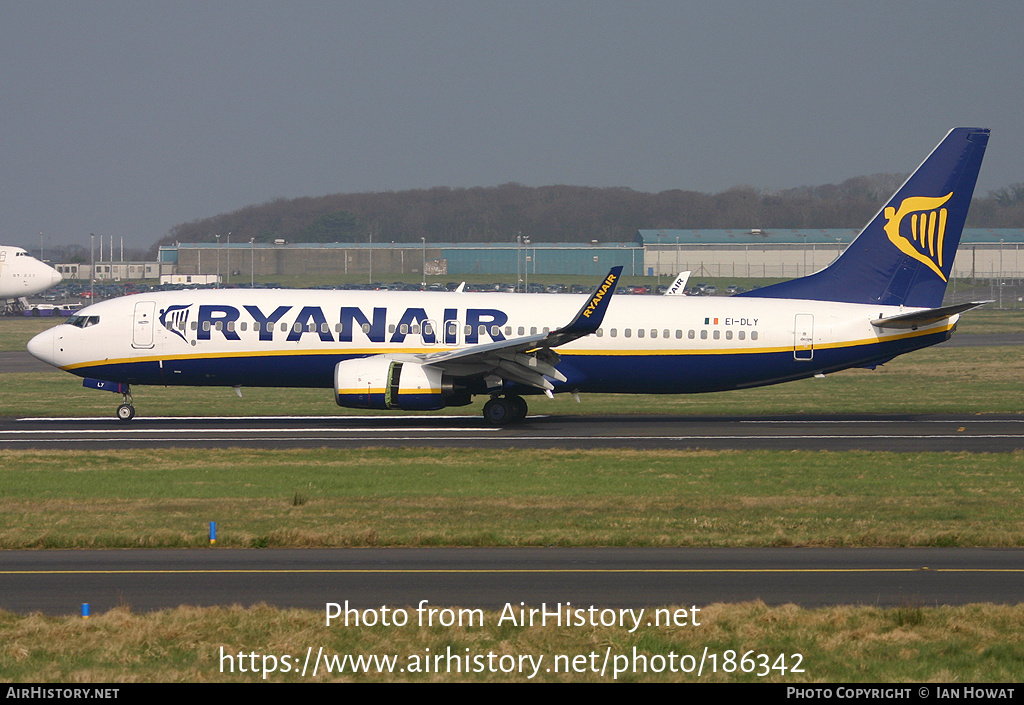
[158,303,511,345]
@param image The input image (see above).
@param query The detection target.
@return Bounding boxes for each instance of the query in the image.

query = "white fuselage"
[26,288,954,396]
[0,246,62,299]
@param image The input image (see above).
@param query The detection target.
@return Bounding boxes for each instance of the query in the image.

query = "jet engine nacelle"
[334,356,469,410]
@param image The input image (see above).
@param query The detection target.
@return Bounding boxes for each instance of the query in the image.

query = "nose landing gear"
[82,378,136,422]
[116,387,135,422]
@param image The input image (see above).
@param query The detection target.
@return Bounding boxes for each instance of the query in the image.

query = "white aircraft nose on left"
[26,327,57,367]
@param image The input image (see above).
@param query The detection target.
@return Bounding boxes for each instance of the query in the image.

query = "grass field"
[3,602,1023,682]
[2,447,1023,549]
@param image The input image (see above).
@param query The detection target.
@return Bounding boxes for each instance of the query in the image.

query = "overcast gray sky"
[3,0,1022,250]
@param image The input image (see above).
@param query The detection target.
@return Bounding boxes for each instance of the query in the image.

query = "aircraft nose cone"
[26,329,57,367]
[49,268,62,287]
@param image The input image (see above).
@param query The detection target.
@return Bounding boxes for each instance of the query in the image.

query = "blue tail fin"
[739,128,990,307]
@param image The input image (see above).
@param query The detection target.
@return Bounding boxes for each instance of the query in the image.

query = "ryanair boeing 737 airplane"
[27,128,990,424]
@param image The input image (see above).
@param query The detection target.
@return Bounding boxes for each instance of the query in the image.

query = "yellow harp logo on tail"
[883,192,954,282]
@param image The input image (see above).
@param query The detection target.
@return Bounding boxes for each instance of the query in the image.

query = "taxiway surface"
[2,548,1021,615]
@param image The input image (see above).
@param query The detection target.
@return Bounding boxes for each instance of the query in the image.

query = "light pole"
[999,239,1004,309]
[226,232,231,286]
[657,232,664,294]
[524,237,530,293]
[214,234,221,288]
[250,238,255,287]
[90,233,95,300]
[421,237,427,289]
[516,233,522,291]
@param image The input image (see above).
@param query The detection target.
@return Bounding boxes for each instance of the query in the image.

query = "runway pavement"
[1,547,1021,615]
[4,412,1024,451]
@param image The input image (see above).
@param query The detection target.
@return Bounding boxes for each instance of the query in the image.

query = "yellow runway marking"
[3,568,1022,575]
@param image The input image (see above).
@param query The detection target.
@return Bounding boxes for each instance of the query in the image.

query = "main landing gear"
[116,386,135,422]
[482,394,528,426]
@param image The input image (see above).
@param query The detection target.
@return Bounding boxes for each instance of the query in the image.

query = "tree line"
[149,176,1024,256]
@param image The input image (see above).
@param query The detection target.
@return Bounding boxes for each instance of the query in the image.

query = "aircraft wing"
[418,267,623,391]
[870,301,991,329]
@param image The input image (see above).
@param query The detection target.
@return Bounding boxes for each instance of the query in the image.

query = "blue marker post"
[82,603,90,619]
[209,521,216,545]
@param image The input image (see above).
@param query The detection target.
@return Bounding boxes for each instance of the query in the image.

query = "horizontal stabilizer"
[870,301,991,329]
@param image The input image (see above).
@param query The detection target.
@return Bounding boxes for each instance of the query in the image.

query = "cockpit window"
[66,315,100,328]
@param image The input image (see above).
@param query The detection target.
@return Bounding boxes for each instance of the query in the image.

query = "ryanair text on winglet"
[582,272,618,319]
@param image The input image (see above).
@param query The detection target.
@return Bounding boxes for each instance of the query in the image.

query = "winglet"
[541,267,622,348]
[563,267,622,332]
